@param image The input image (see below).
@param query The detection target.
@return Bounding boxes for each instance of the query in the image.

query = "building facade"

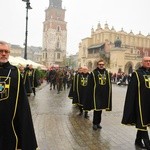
[78,22,150,74]
[10,44,42,64]
[10,44,24,57]
[66,53,78,70]
[42,0,67,68]
[27,46,42,63]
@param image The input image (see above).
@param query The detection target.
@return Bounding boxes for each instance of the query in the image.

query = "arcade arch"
[124,62,133,74]
[135,62,141,70]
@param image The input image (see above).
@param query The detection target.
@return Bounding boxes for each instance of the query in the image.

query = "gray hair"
[0,41,10,49]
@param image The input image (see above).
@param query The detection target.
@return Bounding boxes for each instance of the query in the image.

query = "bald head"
[82,66,89,73]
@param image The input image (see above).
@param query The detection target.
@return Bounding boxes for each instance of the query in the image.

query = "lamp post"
[22,0,32,59]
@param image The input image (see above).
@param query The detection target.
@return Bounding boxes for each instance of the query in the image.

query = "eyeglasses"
[98,64,104,66]
[144,60,150,62]
[0,50,10,54]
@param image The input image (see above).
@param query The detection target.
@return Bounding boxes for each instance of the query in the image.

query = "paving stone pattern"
[28,83,145,150]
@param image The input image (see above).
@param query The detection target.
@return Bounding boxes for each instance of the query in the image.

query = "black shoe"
[84,114,89,119]
[135,139,145,149]
[84,112,89,119]
[93,125,98,130]
[97,124,102,129]
[143,139,150,150]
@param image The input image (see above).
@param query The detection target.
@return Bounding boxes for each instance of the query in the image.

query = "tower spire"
[49,0,62,8]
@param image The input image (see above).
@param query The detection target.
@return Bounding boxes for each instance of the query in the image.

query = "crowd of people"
[68,60,112,130]
[46,67,74,94]
[1,40,150,149]
[110,72,131,85]
[46,57,150,149]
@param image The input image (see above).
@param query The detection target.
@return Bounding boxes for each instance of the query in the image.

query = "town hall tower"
[42,0,67,67]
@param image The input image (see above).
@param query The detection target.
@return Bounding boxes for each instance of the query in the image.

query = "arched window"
[136,50,140,55]
[57,53,60,59]
[57,26,60,32]
[145,50,148,56]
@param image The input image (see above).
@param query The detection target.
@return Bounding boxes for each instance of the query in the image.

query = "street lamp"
[22,0,32,59]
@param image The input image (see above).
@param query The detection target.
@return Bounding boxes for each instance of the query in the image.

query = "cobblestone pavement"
[28,82,145,150]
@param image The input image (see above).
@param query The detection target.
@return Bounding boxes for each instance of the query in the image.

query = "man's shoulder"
[8,63,18,70]
[92,68,98,73]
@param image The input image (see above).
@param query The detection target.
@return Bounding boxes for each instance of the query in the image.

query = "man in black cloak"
[18,64,32,96]
[68,67,83,104]
[28,64,39,96]
[122,56,150,149]
[72,66,90,118]
[0,41,39,150]
[84,59,112,130]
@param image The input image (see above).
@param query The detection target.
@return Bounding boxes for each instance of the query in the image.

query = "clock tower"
[42,0,67,67]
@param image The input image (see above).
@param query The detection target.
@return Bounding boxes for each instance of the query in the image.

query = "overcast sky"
[0,0,149,55]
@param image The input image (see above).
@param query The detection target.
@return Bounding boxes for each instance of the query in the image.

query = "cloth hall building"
[78,22,150,74]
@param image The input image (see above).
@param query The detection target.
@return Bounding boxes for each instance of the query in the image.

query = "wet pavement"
[28,82,144,150]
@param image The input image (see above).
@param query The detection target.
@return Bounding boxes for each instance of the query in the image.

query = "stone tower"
[42,0,67,67]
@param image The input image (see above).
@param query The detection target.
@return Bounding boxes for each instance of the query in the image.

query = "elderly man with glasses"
[0,41,39,150]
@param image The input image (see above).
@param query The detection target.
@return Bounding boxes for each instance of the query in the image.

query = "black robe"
[28,68,39,88]
[0,62,38,150]
[21,70,32,95]
[72,72,90,106]
[68,72,80,104]
[122,67,150,130]
[84,68,112,111]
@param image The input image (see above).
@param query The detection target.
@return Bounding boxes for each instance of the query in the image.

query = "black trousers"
[32,87,36,95]
[93,110,102,125]
[136,130,149,140]
[78,105,83,113]
[50,81,56,90]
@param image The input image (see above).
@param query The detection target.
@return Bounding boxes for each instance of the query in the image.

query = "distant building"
[10,44,42,64]
[66,53,78,70]
[78,22,150,74]
[27,46,42,63]
[42,0,67,68]
[10,44,23,57]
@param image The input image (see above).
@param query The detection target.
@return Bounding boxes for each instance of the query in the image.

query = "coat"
[122,67,150,130]
[0,62,38,150]
[84,68,112,111]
